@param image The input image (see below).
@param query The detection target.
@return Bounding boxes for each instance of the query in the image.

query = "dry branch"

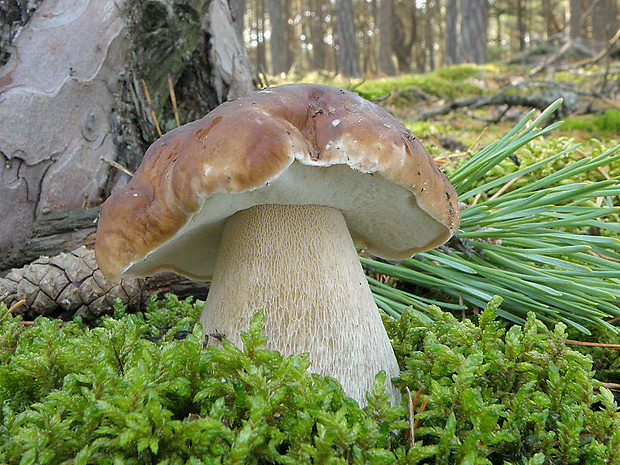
[413,92,567,121]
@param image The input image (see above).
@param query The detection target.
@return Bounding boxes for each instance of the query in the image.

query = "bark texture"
[0,0,128,253]
[333,0,361,77]
[377,0,396,75]
[0,207,100,272]
[444,0,488,64]
[0,0,255,260]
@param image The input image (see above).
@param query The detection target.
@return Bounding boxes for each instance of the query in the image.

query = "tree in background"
[229,0,246,39]
[377,0,396,75]
[592,0,618,50]
[268,0,293,74]
[392,0,418,73]
[310,0,327,70]
[333,0,361,77]
[568,0,582,41]
[445,0,489,65]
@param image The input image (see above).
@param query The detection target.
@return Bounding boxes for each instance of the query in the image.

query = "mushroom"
[95,83,460,404]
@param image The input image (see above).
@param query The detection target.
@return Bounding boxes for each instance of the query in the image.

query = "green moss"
[275,65,495,104]
[1,296,619,464]
[432,64,491,81]
[563,110,620,136]
[354,71,485,102]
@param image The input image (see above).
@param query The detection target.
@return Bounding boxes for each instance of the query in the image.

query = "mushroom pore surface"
[201,203,400,405]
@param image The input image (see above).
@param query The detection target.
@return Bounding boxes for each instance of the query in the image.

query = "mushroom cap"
[95,83,460,280]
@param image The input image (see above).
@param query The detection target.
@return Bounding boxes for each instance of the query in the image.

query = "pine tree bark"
[0,0,255,263]
[377,0,396,75]
[333,0,361,77]
[592,0,618,50]
[459,0,488,64]
[445,0,459,64]
[568,0,582,41]
[444,0,488,64]
[268,0,290,74]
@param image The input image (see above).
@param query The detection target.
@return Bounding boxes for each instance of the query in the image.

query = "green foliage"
[354,70,486,102]
[0,301,402,464]
[386,297,620,464]
[274,65,496,103]
[432,64,490,82]
[563,110,620,137]
[2,297,620,464]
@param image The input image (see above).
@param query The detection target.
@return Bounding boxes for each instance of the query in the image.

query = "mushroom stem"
[201,203,400,405]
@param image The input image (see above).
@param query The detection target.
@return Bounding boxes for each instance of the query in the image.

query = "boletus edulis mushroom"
[95,83,460,405]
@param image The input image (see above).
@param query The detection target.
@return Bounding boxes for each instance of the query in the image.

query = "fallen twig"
[566,339,620,349]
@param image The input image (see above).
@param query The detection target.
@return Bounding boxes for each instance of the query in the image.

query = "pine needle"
[367,99,620,333]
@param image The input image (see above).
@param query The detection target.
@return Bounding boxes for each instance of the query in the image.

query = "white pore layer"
[200,204,400,405]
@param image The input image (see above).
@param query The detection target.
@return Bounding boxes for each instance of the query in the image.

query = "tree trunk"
[592,0,618,50]
[286,0,296,70]
[445,0,459,64]
[229,0,247,40]
[377,0,396,75]
[268,0,289,74]
[0,0,127,256]
[392,1,417,73]
[0,207,100,272]
[568,0,582,41]
[333,0,361,77]
[459,0,488,64]
[542,0,553,39]
[445,0,488,64]
[0,0,255,261]
[516,0,527,51]
[426,0,437,70]
[310,0,326,69]
[255,0,267,73]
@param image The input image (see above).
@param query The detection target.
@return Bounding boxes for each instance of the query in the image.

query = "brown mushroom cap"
[95,83,460,280]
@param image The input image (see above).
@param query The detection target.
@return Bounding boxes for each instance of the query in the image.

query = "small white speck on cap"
[332,119,341,127]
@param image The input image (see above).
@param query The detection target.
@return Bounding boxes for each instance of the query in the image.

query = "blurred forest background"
[232,0,618,78]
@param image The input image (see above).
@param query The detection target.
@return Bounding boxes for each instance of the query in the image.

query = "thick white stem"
[201,204,400,405]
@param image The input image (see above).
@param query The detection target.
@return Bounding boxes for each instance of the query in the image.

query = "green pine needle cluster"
[1,296,619,464]
[367,100,620,333]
